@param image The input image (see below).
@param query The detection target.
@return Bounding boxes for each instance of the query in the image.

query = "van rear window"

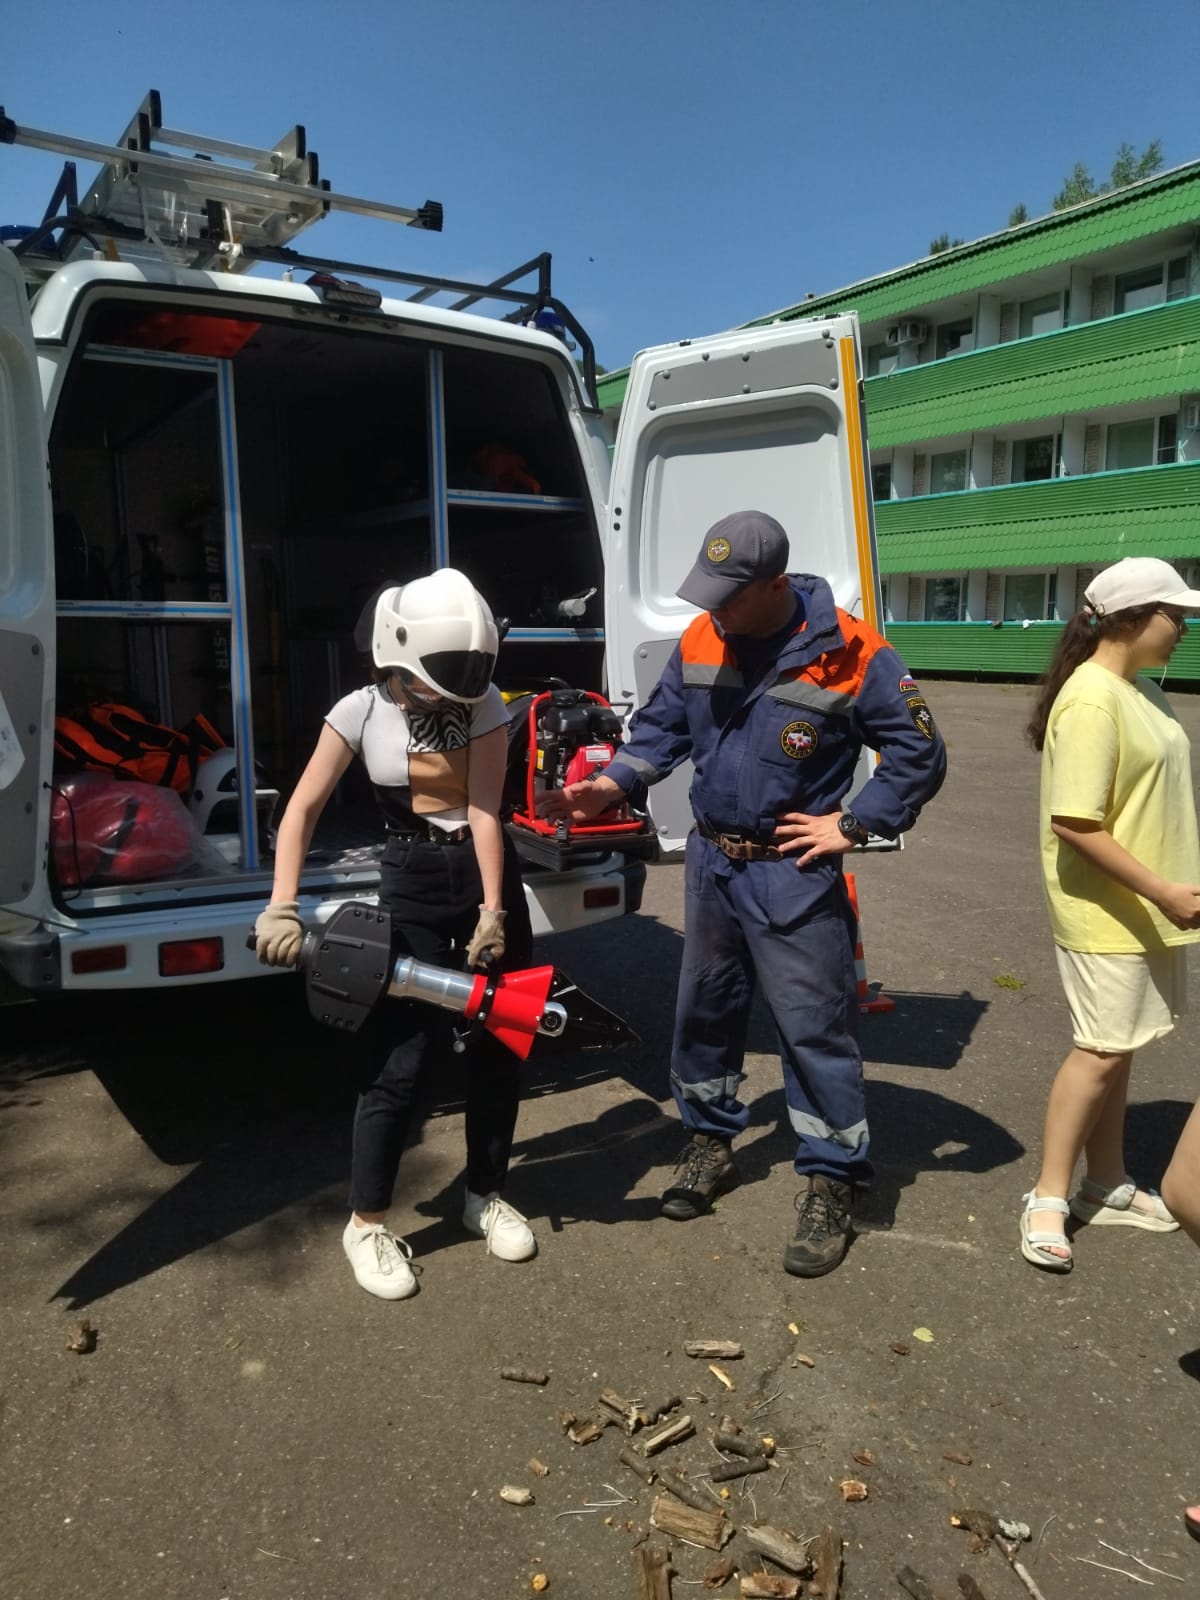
[87,306,261,358]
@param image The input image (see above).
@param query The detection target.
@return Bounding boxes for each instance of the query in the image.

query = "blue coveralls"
[603,575,947,1186]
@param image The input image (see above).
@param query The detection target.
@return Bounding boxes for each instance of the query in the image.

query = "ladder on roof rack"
[0,91,600,409]
[0,88,443,274]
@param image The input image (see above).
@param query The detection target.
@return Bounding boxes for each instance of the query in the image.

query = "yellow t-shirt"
[1040,660,1200,952]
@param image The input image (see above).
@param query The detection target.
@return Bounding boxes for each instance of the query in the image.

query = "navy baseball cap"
[676,511,790,610]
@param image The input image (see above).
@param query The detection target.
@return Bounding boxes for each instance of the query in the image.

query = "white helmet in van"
[372,568,499,703]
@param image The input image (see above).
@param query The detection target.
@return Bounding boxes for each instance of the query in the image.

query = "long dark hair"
[1026,603,1158,749]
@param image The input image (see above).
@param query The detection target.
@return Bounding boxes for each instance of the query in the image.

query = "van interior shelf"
[342,492,586,530]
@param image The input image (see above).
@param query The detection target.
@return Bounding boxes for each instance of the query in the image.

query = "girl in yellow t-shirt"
[1022,557,1200,1279]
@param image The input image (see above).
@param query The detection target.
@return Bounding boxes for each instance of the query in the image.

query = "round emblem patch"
[905,696,936,740]
[780,720,818,760]
[707,536,732,564]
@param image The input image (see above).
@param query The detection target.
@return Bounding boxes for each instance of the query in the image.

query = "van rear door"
[604,314,881,854]
[0,246,55,917]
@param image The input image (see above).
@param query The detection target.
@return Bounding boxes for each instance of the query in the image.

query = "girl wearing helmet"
[254,568,536,1299]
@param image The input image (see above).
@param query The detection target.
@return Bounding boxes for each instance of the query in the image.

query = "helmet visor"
[421,648,496,701]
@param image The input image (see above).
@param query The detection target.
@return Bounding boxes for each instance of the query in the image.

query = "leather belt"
[386,824,471,847]
[697,824,782,863]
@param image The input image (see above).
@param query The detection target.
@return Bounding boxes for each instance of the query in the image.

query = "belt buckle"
[717,833,748,862]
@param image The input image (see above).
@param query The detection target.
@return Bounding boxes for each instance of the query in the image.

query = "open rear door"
[605,314,882,855]
[0,246,55,918]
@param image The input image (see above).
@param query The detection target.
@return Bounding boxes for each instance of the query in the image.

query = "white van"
[0,95,882,998]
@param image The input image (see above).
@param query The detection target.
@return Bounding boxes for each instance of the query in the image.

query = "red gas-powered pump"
[506,688,656,871]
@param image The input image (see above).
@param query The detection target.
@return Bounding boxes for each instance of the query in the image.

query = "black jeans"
[348,833,534,1215]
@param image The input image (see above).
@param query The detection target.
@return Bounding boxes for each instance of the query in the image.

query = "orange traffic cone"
[845,872,894,1015]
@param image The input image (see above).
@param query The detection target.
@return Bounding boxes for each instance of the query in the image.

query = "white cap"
[1084,557,1200,618]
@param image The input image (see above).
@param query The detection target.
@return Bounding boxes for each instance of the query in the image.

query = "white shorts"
[1055,946,1188,1054]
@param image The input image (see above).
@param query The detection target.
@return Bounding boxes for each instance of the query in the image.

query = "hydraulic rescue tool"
[251,900,638,1060]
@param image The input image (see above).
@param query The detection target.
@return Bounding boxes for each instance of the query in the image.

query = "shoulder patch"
[905,696,936,741]
[898,672,918,695]
[780,720,819,759]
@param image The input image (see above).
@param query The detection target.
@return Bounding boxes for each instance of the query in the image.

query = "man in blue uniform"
[541,510,947,1276]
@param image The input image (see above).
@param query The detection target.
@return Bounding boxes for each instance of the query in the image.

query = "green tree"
[1008,202,1029,227]
[928,233,964,256]
[1052,140,1163,210]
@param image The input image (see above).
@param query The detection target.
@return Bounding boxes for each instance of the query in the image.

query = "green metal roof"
[756,162,1200,329]
[866,295,1200,448]
[595,159,1200,413]
[886,622,1200,682]
[875,460,1200,571]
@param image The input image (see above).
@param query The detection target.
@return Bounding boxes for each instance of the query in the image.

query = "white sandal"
[1020,1190,1073,1272]
[1070,1176,1179,1232]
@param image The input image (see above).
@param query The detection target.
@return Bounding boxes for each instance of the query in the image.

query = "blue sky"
[3,0,1197,370]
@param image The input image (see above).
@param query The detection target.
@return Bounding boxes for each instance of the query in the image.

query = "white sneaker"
[342,1218,419,1299]
[463,1190,537,1262]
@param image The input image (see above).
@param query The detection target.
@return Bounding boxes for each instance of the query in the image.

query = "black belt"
[386,824,472,847]
[696,824,782,863]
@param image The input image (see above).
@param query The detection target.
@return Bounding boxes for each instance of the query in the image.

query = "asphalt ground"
[3,680,1200,1600]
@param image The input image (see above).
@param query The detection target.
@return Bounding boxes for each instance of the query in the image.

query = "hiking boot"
[660,1133,741,1221]
[342,1218,419,1300]
[463,1190,537,1261]
[784,1175,854,1277]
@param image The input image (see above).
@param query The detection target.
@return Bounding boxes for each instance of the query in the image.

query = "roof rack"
[0,90,599,407]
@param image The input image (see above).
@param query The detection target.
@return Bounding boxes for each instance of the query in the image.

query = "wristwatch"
[837,811,870,847]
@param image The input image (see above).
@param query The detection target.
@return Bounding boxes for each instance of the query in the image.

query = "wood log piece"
[684,1340,744,1360]
[650,1493,734,1552]
[703,1554,737,1589]
[499,1485,534,1505]
[557,1409,603,1446]
[640,1414,695,1457]
[709,1455,768,1483]
[956,1577,988,1600]
[812,1526,843,1600]
[659,1468,724,1515]
[942,1451,973,1467]
[618,1445,657,1484]
[599,1386,637,1422]
[741,1525,814,1577]
[713,1429,756,1459]
[639,1394,683,1427]
[500,1366,549,1385]
[739,1577,803,1599]
[528,1458,550,1478]
[896,1569,940,1600]
[708,1363,736,1391]
[634,1542,672,1600]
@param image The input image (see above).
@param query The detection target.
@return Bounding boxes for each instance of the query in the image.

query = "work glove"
[254,901,304,968]
[465,907,507,970]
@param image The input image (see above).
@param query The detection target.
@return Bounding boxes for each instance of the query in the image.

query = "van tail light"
[158,939,224,977]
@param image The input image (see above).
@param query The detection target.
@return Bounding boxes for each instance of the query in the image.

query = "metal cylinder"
[387,956,477,1014]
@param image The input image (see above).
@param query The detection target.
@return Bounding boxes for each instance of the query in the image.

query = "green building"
[597,162,1200,681]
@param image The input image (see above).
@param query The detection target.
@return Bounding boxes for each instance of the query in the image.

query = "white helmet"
[372,568,498,703]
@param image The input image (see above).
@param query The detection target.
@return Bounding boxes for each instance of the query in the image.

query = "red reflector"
[70,944,128,975]
[583,886,621,910]
[158,939,225,977]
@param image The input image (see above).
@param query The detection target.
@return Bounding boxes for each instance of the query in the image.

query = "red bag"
[51,773,224,887]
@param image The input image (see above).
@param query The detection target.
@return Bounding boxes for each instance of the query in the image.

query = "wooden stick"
[640,1414,695,1457]
[812,1527,842,1599]
[709,1455,768,1483]
[896,1569,940,1600]
[500,1366,548,1385]
[995,1542,1048,1600]
[956,1576,988,1600]
[703,1554,737,1590]
[684,1340,744,1359]
[634,1542,672,1600]
[713,1429,756,1458]
[651,1493,733,1552]
[639,1394,683,1427]
[741,1524,813,1577]
[739,1577,803,1599]
[659,1468,724,1515]
[618,1445,657,1484]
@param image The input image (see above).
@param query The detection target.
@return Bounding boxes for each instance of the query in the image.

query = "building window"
[1114,256,1190,315]
[1106,414,1178,470]
[866,343,898,377]
[1012,434,1060,482]
[1018,293,1064,338]
[935,318,974,359]
[880,577,891,621]
[1004,573,1049,622]
[928,448,968,494]
[924,576,965,621]
[871,462,892,500]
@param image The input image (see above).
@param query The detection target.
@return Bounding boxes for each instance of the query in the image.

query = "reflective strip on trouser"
[669,833,870,1183]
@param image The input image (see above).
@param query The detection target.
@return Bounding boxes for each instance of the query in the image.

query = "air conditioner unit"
[895,319,929,346]
[1183,398,1200,431]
